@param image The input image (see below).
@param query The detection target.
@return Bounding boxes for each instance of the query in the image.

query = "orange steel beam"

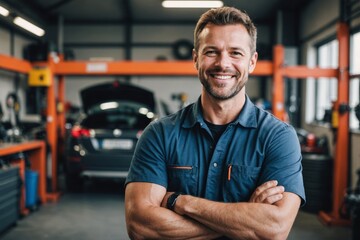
[27,141,47,204]
[54,61,198,75]
[252,60,273,76]
[11,159,28,216]
[319,22,351,226]
[56,75,66,192]
[57,75,66,141]
[272,45,285,121]
[34,59,59,194]
[0,54,32,74]
[0,140,45,155]
[46,61,58,193]
[283,66,338,78]
[54,60,273,76]
[57,55,66,141]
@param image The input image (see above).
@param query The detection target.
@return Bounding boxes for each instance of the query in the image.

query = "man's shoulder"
[154,103,196,126]
[254,107,295,136]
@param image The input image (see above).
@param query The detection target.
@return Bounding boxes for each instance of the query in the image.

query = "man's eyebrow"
[202,46,217,50]
[201,46,248,53]
[229,46,246,52]
[200,46,218,53]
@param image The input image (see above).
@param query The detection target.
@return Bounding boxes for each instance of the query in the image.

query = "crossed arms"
[125,180,301,240]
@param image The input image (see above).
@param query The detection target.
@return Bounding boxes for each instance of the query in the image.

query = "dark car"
[64,81,157,191]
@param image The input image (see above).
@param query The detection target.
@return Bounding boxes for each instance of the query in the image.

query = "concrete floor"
[0,178,353,240]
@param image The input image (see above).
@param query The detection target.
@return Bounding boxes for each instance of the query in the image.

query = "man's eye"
[205,51,217,56]
[232,51,243,56]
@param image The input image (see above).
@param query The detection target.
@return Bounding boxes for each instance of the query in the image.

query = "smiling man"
[125,6,305,240]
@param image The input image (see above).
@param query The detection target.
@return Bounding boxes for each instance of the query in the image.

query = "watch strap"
[167,192,181,211]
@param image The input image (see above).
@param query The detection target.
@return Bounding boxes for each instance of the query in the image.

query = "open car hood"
[80,82,156,114]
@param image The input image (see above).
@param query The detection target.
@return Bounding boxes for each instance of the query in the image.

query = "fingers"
[250,180,278,202]
[262,192,283,204]
[249,180,285,204]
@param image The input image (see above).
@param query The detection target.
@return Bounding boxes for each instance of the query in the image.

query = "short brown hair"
[194,6,257,54]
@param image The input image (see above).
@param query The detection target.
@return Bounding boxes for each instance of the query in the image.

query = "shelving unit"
[0,55,61,202]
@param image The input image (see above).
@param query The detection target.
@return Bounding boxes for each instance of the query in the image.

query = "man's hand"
[162,180,283,209]
[161,180,283,211]
[249,180,285,204]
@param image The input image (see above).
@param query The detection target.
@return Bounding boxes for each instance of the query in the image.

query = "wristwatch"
[166,192,181,211]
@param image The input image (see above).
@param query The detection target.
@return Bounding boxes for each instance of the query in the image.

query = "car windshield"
[81,101,155,129]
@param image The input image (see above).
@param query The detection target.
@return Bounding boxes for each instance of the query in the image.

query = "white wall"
[0,26,11,55]
[64,25,125,44]
[133,25,193,45]
[0,70,17,121]
[0,26,15,122]
[0,25,35,122]
[299,0,338,40]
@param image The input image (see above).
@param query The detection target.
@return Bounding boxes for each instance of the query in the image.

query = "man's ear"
[248,52,258,73]
[192,49,198,70]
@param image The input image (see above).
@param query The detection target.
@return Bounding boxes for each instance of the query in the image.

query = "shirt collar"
[234,95,257,128]
[182,97,204,128]
[182,95,258,129]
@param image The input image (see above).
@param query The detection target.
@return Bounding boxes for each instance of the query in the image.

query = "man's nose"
[215,53,231,68]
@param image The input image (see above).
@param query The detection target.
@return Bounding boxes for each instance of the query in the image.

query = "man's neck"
[201,90,246,125]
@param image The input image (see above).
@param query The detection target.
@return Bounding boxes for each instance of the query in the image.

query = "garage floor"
[0,178,353,240]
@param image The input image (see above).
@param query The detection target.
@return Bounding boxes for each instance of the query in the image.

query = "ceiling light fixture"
[13,16,45,37]
[0,5,10,16]
[162,1,223,8]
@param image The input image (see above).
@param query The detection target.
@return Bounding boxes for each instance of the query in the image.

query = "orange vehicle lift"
[0,19,351,225]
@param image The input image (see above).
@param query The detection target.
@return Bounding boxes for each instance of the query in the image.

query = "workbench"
[0,140,46,215]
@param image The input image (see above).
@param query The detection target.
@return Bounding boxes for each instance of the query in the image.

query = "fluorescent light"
[13,16,45,37]
[162,1,223,8]
[0,5,9,16]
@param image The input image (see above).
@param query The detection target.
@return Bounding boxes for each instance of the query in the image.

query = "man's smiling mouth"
[211,74,234,79]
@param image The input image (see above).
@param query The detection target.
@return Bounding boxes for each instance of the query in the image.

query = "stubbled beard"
[200,71,247,100]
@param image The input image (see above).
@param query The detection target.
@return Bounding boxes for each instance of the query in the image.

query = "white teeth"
[214,75,232,80]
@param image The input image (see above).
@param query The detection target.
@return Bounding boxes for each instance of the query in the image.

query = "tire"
[302,153,333,213]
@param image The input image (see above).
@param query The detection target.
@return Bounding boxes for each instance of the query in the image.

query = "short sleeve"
[125,122,168,188]
[258,125,306,206]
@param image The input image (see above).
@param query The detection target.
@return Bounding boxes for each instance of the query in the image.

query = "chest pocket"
[167,165,198,195]
[223,165,261,202]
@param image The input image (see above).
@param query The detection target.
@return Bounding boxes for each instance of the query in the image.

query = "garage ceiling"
[1,0,311,25]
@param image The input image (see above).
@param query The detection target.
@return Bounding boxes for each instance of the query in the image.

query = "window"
[315,40,338,122]
[306,32,360,130]
[350,32,360,129]
[305,40,338,123]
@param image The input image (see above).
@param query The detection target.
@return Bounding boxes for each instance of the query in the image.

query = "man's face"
[193,24,257,100]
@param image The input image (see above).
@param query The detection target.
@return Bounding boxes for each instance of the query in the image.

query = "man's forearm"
[127,201,221,239]
[126,182,222,239]
[173,193,300,240]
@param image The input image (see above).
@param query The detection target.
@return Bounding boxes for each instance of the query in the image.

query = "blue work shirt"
[126,95,306,204]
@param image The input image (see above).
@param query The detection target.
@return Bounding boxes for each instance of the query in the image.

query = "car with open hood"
[64,81,157,191]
